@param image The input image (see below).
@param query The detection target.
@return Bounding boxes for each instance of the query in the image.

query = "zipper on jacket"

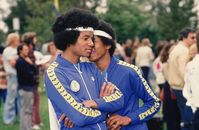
[73,64,102,130]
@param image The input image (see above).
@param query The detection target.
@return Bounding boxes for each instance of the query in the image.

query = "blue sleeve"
[126,66,161,125]
[92,65,124,112]
[45,63,107,127]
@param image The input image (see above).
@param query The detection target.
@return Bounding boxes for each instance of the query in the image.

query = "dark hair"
[96,20,116,56]
[21,32,36,45]
[155,40,168,56]
[124,47,132,57]
[160,43,175,63]
[17,44,27,56]
[179,27,196,40]
[52,8,99,51]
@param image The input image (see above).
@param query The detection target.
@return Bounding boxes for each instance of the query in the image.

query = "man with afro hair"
[45,8,124,130]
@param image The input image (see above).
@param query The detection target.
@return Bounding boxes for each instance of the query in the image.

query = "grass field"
[0,91,50,130]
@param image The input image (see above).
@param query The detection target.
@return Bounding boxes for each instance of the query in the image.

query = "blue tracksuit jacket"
[45,55,124,130]
[104,57,161,130]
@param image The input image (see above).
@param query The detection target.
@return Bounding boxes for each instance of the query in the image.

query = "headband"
[65,27,94,32]
[94,30,112,39]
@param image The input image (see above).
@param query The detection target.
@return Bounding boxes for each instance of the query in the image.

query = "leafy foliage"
[3,0,198,45]
[98,0,148,43]
[156,0,197,40]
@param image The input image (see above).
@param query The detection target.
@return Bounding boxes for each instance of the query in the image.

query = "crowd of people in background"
[0,9,199,130]
[0,32,58,130]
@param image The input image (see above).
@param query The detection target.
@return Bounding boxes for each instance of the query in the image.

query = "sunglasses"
[191,36,196,40]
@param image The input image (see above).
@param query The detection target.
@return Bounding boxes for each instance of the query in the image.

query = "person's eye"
[84,37,89,41]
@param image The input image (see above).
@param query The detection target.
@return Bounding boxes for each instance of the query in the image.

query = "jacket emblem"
[70,80,80,92]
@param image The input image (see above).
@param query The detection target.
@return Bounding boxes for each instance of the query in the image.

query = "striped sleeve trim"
[103,84,123,102]
[47,62,101,117]
[118,60,160,120]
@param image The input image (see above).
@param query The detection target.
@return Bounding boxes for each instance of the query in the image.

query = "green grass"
[0,91,50,130]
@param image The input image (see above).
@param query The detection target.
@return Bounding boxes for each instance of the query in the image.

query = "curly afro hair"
[52,8,99,51]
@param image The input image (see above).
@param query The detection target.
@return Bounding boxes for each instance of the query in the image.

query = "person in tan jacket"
[168,27,196,130]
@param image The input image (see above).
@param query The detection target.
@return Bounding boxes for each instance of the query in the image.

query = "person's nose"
[88,39,94,47]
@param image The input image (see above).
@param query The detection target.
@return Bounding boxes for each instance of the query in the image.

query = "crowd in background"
[0,32,58,130]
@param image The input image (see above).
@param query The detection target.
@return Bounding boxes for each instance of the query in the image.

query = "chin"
[89,59,96,62]
[90,57,98,62]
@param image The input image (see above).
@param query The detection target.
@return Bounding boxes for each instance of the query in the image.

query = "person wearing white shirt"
[2,33,19,125]
[183,42,199,130]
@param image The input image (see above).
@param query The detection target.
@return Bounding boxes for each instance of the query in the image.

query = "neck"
[10,44,17,48]
[20,54,26,59]
[52,52,57,56]
[95,52,111,71]
[182,40,190,48]
[61,49,79,64]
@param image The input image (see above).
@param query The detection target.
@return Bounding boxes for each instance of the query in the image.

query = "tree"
[5,0,196,45]
[4,0,96,44]
[97,0,148,43]
[156,0,197,40]
[5,0,28,34]
[5,0,153,44]
[0,30,6,45]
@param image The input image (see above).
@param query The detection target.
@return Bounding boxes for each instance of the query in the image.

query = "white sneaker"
[32,124,41,130]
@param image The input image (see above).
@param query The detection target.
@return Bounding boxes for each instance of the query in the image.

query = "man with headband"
[89,20,161,130]
[45,8,124,130]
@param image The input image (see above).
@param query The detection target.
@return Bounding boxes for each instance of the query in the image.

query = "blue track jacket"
[45,55,124,130]
[104,57,161,130]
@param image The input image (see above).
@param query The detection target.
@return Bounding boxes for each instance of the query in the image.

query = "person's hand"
[109,125,121,130]
[58,113,66,122]
[64,117,74,128]
[58,113,74,128]
[106,114,132,130]
[82,100,97,108]
[100,82,115,98]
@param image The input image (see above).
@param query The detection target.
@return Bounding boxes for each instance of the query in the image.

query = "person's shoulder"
[3,46,16,55]
[186,56,199,76]
[192,55,199,67]
[16,57,24,66]
[46,61,60,73]
[117,60,141,76]
[177,42,188,51]
[2,47,10,54]
[137,46,142,52]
